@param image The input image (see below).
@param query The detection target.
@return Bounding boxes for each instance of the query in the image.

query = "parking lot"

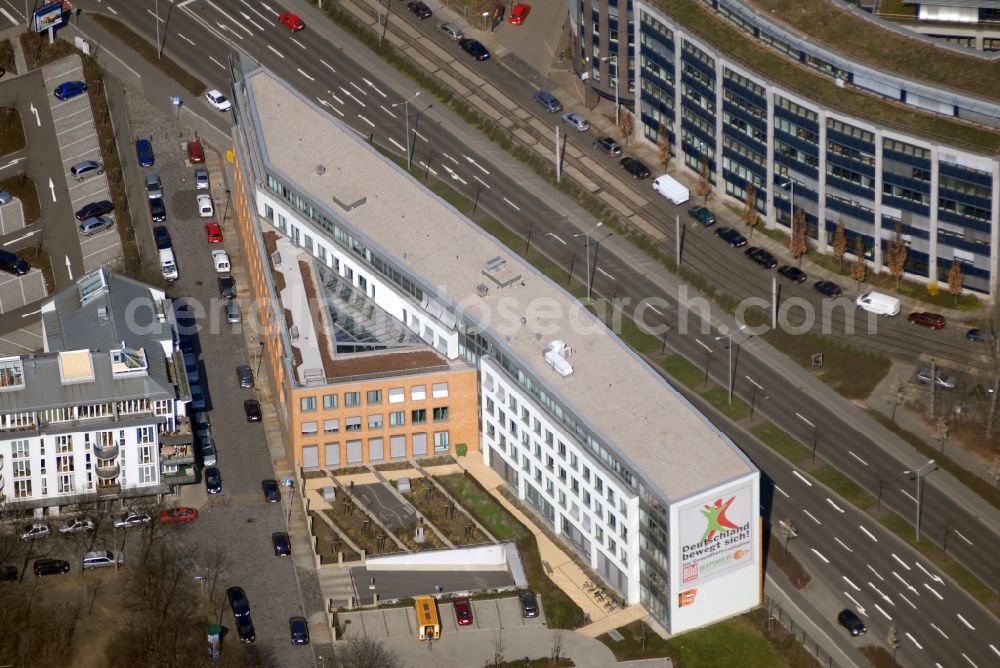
[339,594,546,640]
[0,270,46,312]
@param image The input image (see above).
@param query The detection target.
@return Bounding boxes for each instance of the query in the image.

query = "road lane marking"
[989,644,1000,658]
[320,60,337,75]
[842,576,860,591]
[267,44,285,58]
[357,115,374,128]
[923,583,943,600]
[291,37,307,50]
[350,81,367,95]
[379,105,397,118]
[442,152,459,165]
[826,498,845,513]
[417,162,437,176]
[339,86,365,107]
[0,8,17,25]
[297,68,315,81]
[957,613,975,630]
[892,553,910,570]
[844,592,866,616]
[414,130,428,143]
[810,548,829,564]
[900,487,917,502]
[954,530,973,546]
[388,138,406,152]
[834,537,852,552]
[146,8,165,23]
[802,509,821,525]
[961,654,978,667]
[791,470,812,486]
[905,632,923,649]
[899,593,916,609]
[502,197,520,211]
[473,175,489,189]
[892,571,917,594]
[362,78,387,98]
[209,56,227,71]
[873,604,891,620]
[237,0,271,23]
[597,267,615,280]
[858,525,878,542]
[237,10,266,31]
[178,33,197,46]
[930,623,948,638]
[464,155,490,174]
[915,562,943,583]
[848,450,868,466]
[774,484,789,498]
[867,565,883,581]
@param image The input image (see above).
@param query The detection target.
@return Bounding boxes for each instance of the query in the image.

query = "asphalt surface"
[63,0,1000,664]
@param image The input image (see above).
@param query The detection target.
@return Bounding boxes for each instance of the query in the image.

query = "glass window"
[433,430,450,451]
[432,382,449,398]
[300,396,316,412]
[411,385,426,401]
[411,409,427,424]
[389,411,405,427]
[433,406,449,422]
[324,419,340,434]
[344,392,360,407]
[367,390,382,405]
[388,387,405,404]
[368,414,383,429]
[301,421,318,435]
[345,416,362,431]
[323,394,338,409]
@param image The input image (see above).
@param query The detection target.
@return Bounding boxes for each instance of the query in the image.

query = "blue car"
[136,139,155,167]
[53,80,87,101]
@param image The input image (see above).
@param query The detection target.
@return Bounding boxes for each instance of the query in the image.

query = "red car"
[159,506,199,524]
[205,222,223,243]
[908,312,946,329]
[187,141,205,164]
[508,3,530,24]
[280,12,305,31]
[454,597,473,625]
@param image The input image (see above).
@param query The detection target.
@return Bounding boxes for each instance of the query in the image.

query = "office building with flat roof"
[229,58,760,634]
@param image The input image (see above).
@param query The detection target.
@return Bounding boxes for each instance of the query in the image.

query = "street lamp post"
[694,338,713,387]
[573,222,602,301]
[392,92,420,170]
[600,56,620,127]
[715,325,748,405]
[903,459,937,542]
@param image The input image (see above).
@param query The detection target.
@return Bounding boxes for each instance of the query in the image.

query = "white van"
[855,291,900,317]
[652,174,690,205]
[159,248,178,282]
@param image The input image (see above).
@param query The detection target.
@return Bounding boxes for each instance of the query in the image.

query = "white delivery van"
[855,291,900,317]
[159,248,178,282]
[652,174,690,205]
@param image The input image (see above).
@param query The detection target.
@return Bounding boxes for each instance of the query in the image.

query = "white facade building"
[0,269,191,515]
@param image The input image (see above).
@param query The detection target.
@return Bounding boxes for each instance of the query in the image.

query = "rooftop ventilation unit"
[476,283,488,298]
[316,164,326,175]
[544,340,574,378]
[97,306,109,322]
[482,255,521,289]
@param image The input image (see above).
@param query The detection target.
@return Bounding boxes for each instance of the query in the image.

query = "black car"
[237,615,256,644]
[620,157,651,179]
[593,136,623,157]
[0,565,17,581]
[777,265,807,283]
[227,586,250,619]
[153,225,172,250]
[406,1,432,18]
[688,206,716,227]
[33,558,71,577]
[714,226,747,248]
[75,199,114,221]
[0,249,30,276]
[262,479,281,503]
[459,38,490,61]
[289,616,309,645]
[149,197,166,223]
[272,531,291,556]
[813,280,843,298]
[519,591,539,618]
[204,466,222,494]
[218,276,236,299]
[837,609,866,636]
[744,246,777,269]
[244,399,262,422]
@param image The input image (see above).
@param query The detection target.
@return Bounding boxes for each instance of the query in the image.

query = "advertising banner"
[33,2,65,33]
[678,483,754,585]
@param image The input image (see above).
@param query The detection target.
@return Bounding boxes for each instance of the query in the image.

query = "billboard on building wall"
[677,482,754,586]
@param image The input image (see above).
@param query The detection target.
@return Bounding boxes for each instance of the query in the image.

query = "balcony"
[96,482,120,497]
[159,417,194,448]
[93,443,119,461]
[95,463,120,480]
[162,464,197,485]
[160,443,195,465]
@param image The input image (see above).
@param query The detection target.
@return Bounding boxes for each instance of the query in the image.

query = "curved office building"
[624,0,1000,296]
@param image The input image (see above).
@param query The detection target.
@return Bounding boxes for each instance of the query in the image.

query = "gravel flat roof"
[246,70,753,502]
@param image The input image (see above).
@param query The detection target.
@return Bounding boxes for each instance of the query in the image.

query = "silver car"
[916,368,955,389]
[145,173,163,199]
[70,160,104,181]
[561,112,590,132]
[438,22,463,40]
[195,168,209,190]
[79,215,114,236]
[225,300,242,324]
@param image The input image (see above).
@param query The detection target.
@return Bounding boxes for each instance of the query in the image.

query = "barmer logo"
[699,496,740,542]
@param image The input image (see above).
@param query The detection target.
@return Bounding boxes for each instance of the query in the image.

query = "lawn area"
[751,422,811,465]
[0,174,40,226]
[702,387,752,422]
[320,498,397,557]
[309,510,361,564]
[0,106,24,155]
[436,473,585,629]
[599,612,816,667]
[813,465,875,510]
[761,328,889,400]
[660,354,703,388]
[404,477,485,545]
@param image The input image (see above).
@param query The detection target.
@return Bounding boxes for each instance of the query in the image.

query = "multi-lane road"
[69,1,1000,664]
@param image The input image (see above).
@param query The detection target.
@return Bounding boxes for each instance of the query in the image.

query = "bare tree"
[789,207,808,267]
[989,456,1000,494]
[551,630,565,663]
[832,221,848,270]
[985,288,1000,439]
[696,158,710,204]
[934,415,951,454]
[333,636,403,668]
[887,623,900,667]
[888,378,905,423]
[873,468,889,511]
[656,131,671,173]
[886,222,908,289]
[947,260,964,305]
[778,518,798,556]
[851,237,867,287]
[618,108,633,145]
[742,183,759,239]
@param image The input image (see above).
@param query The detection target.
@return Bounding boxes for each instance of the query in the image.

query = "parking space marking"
[56,119,95,136]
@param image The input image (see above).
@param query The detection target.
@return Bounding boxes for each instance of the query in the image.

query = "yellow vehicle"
[414,595,441,640]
